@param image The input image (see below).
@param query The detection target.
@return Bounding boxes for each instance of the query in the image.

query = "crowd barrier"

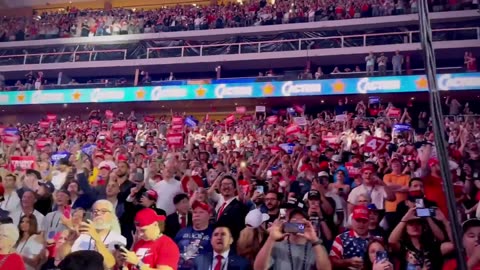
[0,72,478,106]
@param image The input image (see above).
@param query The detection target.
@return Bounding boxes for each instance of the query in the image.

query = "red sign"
[112,121,127,130]
[1,134,19,145]
[46,114,57,122]
[322,135,338,144]
[35,138,52,149]
[236,106,246,114]
[387,108,401,118]
[267,115,278,124]
[167,133,184,146]
[364,136,389,153]
[345,162,362,177]
[226,114,235,126]
[293,105,304,113]
[144,115,155,122]
[286,124,301,135]
[90,119,101,126]
[270,146,281,155]
[172,116,184,125]
[241,114,253,121]
[39,121,50,128]
[9,156,36,171]
[171,124,183,131]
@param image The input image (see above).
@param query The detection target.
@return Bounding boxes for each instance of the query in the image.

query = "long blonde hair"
[236,227,267,263]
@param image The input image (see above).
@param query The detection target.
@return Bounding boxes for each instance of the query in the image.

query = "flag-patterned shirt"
[329,230,369,260]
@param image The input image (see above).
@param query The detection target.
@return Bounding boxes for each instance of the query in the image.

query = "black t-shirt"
[397,239,442,270]
[394,199,437,225]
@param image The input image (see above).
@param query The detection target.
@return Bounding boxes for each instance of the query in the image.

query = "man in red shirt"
[121,208,180,270]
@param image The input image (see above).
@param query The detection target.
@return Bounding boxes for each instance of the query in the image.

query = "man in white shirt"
[70,199,120,269]
[149,167,182,215]
[10,190,45,232]
[347,166,396,214]
[0,174,21,214]
[71,199,126,252]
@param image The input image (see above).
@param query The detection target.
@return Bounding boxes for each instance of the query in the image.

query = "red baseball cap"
[352,205,369,221]
[134,208,166,227]
[428,158,439,167]
[192,200,211,213]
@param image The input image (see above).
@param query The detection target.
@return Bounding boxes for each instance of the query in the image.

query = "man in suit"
[215,175,248,241]
[193,226,251,270]
[165,193,192,238]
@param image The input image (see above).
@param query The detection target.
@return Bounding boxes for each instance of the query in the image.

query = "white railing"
[0,27,477,66]
[146,27,480,58]
[0,49,127,65]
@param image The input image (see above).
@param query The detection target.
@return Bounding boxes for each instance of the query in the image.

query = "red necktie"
[214,255,223,270]
[180,215,187,228]
[216,202,227,221]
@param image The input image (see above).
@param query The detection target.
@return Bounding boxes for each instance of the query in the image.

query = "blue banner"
[82,144,97,156]
[279,143,296,154]
[51,151,71,165]
[0,72,478,106]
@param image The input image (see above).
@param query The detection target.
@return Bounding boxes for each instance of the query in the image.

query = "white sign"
[356,78,401,93]
[438,74,480,90]
[335,114,347,122]
[31,91,65,104]
[281,81,321,96]
[90,88,125,102]
[151,86,187,100]
[293,117,307,126]
[255,106,266,112]
[214,84,253,98]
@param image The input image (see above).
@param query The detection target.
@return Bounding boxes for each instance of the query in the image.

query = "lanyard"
[287,237,308,270]
[18,235,32,254]
[87,230,111,251]
[50,212,61,230]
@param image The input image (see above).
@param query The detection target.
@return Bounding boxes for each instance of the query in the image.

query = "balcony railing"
[146,27,480,58]
[0,27,477,66]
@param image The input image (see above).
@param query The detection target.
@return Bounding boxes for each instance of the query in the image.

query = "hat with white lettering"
[245,209,269,228]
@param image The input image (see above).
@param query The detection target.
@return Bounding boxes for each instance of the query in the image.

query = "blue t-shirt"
[174,225,214,270]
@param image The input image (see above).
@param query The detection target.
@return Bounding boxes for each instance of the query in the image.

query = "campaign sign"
[10,156,36,171]
[279,143,296,154]
[51,152,71,165]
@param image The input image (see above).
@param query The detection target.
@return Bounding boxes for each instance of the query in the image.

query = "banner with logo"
[46,114,57,122]
[236,106,247,114]
[171,116,183,125]
[39,121,50,128]
[9,156,36,171]
[335,114,347,122]
[285,124,301,135]
[82,143,97,156]
[387,108,402,118]
[112,121,127,130]
[322,135,339,144]
[267,115,279,125]
[226,114,235,126]
[0,73,478,106]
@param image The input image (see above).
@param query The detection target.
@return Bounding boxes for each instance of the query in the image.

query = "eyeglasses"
[92,209,111,215]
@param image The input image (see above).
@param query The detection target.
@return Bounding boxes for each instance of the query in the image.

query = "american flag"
[329,230,369,260]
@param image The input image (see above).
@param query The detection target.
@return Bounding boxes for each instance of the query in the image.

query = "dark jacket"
[193,251,251,270]
[216,198,248,241]
[164,212,193,239]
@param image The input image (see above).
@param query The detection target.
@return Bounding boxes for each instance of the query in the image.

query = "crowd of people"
[0,95,479,270]
[0,0,472,42]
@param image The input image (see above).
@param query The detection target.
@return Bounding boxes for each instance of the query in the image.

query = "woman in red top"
[0,223,26,270]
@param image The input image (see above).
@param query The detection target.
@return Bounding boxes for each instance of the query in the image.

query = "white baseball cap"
[245,209,270,228]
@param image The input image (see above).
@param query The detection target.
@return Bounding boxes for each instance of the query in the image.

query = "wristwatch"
[311,239,323,247]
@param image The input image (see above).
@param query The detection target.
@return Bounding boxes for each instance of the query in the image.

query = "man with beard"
[264,191,280,228]
[71,199,126,269]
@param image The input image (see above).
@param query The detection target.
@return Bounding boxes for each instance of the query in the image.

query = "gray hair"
[92,199,121,234]
[355,194,371,204]
[0,223,20,246]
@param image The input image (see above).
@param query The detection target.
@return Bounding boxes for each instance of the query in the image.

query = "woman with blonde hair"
[236,209,269,264]
[15,214,45,270]
[0,223,26,269]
